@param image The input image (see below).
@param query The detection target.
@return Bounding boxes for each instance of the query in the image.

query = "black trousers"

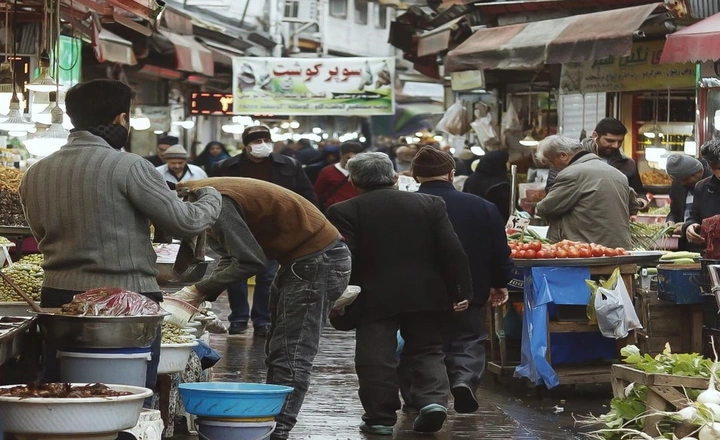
[40,288,163,392]
[355,312,449,426]
[441,303,487,389]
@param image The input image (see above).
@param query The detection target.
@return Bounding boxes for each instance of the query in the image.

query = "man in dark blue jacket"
[212,125,316,336]
[413,146,513,413]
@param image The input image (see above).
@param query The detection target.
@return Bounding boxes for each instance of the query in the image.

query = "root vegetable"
[699,423,720,440]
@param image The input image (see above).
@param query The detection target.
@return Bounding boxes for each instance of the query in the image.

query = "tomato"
[592,247,604,257]
[508,242,516,249]
[516,250,527,259]
[530,241,542,252]
[525,249,536,259]
[605,249,617,257]
[556,249,568,258]
[510,249,518,258]
[615,247,628,256]
[568,247,580,258]
[547,250,557,259]
[521,243,531,251]
[579,248,592,258]
[536,250,547,259]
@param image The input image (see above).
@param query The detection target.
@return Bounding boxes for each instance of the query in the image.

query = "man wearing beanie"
[156,144,208,183]
[665,153,711,251]
[170,177,350,440]
[212,125,315,336]
[411,146,512,414]
[144,135,179,167]
[326,152,472,435]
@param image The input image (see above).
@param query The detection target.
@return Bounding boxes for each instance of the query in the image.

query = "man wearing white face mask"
[212,125,316,336]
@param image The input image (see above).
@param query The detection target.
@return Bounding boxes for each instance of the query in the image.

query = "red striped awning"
[445,3,660,72]
[91,18,137,65]
[659,13,720,64]
[159,29,214,76]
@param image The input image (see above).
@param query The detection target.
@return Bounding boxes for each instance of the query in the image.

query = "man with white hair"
[535,135,639,248]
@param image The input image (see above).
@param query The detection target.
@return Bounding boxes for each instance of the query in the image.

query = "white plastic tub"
[58,350,151,387]
[158,341,198,374]
[0,384,152,435]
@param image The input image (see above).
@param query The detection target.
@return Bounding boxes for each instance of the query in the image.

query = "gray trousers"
[265,241,351,440]
[442,303,488,388]
[356,312,449,427]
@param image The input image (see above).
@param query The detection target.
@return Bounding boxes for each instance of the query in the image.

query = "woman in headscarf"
[194,141,231,172]
[463,150,511,222]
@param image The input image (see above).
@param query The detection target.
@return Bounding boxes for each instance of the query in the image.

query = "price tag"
[506,215,531,231]
[397,175,420,192]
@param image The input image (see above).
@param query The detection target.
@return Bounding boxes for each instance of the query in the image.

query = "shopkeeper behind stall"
[18,79,222,388]
[665,153,711,251]
[535,135,640,248]
[684,140,720,247]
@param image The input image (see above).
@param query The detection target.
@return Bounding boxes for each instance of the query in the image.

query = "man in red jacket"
[314,141,364,211]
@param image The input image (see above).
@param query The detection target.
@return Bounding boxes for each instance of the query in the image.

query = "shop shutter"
[559,93,606,141]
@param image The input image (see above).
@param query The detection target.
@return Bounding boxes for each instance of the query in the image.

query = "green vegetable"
[660,251,702,261]
[670,258,697,265]
[620,344,712,377]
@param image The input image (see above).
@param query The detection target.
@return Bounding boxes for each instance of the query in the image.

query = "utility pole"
[268,0,286,57]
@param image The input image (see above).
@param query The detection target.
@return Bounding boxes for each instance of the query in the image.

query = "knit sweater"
[19,131,222,293]
[180,178,339,265]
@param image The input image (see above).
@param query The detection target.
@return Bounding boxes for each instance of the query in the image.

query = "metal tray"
[513,251,665,268]
[0,316,35,366]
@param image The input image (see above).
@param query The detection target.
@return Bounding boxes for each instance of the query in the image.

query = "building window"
[375,4,387,29]
[354,0,368,25]
[329,0,347,18]
[284,0,299,18]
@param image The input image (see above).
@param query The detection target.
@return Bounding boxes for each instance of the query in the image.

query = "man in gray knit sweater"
[19,79,222,388]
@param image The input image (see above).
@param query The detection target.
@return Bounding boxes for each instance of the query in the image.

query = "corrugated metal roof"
[688,0,720,18]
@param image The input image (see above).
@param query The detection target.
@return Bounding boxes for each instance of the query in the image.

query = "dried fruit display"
[0,383,131,398]
[0,166,27,226]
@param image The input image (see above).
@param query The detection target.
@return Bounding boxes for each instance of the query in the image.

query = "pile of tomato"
[509,239,631,259]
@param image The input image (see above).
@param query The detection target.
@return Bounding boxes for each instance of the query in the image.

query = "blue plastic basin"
[179,383,294,418]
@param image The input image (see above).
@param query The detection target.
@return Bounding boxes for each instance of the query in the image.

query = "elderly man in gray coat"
[535,135,641,249]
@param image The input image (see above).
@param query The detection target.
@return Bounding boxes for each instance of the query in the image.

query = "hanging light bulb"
[130,108,151,131]
[519,132,539,147]
[26,50,59,92]
[24,105,68,156]
[0,94,34,132]
[221,123,244,134]
[684,133,697,156]
[31,92,51,122]
[471,146,486,156]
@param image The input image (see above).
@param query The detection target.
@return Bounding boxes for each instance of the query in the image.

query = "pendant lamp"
[25,105,68,156]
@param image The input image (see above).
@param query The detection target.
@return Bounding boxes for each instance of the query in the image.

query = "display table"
[488,263,638,388]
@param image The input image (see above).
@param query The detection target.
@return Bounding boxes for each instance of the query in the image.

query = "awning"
[417,16,465,57]
[159,29,214,76]
[199,39,245,66]
[659,12,720,64]
[92,19,137,65]
[445,3,660,72]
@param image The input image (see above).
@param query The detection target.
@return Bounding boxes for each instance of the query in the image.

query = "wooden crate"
[611,364,709,437]
[634,289,703,355]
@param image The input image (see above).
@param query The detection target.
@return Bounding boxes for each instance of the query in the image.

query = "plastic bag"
[471,113,498,146]
[502,100,522,133]
[586,268,642,339]
[61,288,162,316]
[436,100,468,136]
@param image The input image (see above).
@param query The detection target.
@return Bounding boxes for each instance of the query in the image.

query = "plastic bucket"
[58,347,151,387]
[196,419,276,440]
[657,264,703,304]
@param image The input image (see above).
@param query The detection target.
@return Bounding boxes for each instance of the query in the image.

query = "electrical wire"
[57,0,79,73]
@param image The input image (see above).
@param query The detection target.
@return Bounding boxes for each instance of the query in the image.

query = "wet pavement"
[177,294,611,440]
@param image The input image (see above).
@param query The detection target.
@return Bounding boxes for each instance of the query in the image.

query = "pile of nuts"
[161,322,193,344]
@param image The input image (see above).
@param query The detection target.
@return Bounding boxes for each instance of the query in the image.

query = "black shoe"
[254,324,271,337]
[451,383,479,414]
[228,322,248,335]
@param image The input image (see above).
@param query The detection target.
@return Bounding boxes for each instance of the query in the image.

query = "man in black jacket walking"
[327,152,472,436]
[413,147,512,413]
[211,125,316,336]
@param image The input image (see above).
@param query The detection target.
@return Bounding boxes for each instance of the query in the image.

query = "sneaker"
[254,324,271,337]
[451,383,479,414]
[228,322,248,335]
[359,422,394,436]
[413,404,447,433]
[169,289,205,308]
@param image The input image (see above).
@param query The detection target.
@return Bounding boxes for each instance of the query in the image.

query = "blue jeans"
[227,260,277,327]
[265,241,351,439]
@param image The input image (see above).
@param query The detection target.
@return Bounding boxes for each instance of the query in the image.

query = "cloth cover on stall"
[514,267,616,388]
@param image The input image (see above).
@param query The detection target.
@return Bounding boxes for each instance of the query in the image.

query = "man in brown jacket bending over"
[171,177,351,440]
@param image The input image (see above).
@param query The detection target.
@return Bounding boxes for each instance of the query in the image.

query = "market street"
[173,295,607,440]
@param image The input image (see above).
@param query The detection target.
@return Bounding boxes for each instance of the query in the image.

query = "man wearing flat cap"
[665,153,711,251]
[144,135,179,167]
[211,125,316,336]
[412,146,512,414]
[156,144,208,184]
[326,152,472,435]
